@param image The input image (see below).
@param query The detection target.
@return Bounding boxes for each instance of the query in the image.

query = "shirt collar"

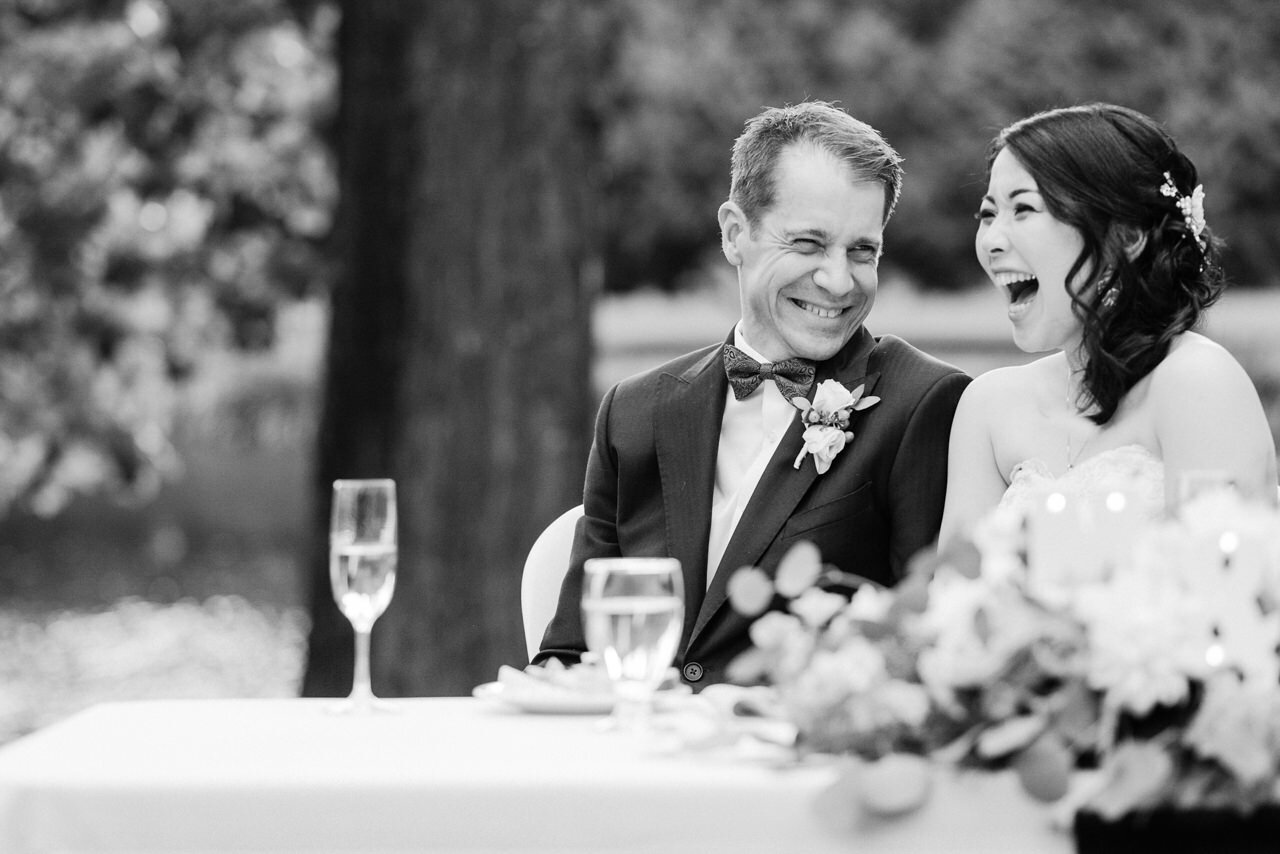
[733,322,773,365]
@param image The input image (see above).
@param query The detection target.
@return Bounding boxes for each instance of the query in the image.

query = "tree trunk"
[303,0,603,697]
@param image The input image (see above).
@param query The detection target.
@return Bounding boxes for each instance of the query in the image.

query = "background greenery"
[2,0,1279,740]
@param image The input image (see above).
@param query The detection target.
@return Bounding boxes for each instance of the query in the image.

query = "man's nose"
[812,251,855,294]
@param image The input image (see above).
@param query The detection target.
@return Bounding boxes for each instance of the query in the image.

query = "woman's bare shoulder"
[964,354,1061,401]
[1151,331,1250,388]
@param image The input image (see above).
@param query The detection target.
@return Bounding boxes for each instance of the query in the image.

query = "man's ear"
[718,201,746,266]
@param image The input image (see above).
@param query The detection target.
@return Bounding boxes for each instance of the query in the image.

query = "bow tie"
[722,344,816,401]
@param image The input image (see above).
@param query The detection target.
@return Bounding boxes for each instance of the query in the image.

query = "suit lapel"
[692,327,882,642]
[655,344,726,636]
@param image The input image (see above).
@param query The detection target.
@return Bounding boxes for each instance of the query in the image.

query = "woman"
[939,103,1277,546]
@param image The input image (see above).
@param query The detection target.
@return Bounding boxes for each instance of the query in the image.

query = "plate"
[471,680,616,715]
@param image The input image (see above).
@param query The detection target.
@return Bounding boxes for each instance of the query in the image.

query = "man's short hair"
[729,101,904,229]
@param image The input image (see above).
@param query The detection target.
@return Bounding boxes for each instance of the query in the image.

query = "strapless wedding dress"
[999,444,1166,521]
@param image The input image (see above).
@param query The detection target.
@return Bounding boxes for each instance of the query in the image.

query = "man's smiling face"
[722,142,885,363]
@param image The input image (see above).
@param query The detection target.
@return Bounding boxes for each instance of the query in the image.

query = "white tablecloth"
[0,697,1072,853]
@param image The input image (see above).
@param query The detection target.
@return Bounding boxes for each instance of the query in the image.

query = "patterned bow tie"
[722,344,816,401]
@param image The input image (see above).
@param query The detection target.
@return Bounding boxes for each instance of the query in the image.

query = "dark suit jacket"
[534,326,970,689]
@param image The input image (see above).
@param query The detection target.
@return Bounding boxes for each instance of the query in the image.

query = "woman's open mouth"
[995,272,1039,316]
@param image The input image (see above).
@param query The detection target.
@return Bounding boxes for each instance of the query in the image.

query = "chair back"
[521,504,583,660]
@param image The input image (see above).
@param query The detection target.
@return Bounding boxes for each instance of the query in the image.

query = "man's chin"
[787,328,858,362]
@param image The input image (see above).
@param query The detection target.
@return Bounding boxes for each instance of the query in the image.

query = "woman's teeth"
[994,272,1038,304]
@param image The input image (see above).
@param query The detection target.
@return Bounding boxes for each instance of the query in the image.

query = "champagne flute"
[581,557,684,731]
[329,478,397,713]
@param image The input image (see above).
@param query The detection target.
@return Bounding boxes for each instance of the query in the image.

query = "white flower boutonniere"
[791,379,880,475]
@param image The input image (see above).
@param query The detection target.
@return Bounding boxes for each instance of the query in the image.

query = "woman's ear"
[718,201,746,266]
[1122,226,1148,261]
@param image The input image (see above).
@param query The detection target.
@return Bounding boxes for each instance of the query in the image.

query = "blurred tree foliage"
[3,0,1279,520]
[600,0,1280,293]
[0,0,334,517]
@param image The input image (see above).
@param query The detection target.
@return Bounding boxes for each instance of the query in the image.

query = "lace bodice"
[999,444,1166,521]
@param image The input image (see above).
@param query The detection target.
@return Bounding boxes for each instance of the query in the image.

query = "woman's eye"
[1014,203,1037,216]
[975,208,995,222]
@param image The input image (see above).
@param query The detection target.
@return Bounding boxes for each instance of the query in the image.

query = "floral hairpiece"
[1160,171,1206,253]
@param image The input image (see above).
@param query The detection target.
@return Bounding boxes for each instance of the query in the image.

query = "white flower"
[917,639,999,700]
[1184,673,1280,787]
[790,380,878,475]
[879,680,930,728]
[817,639,886,694]
[747,611,804,652]
[846,584,893,622]
[914,567,992,639]
[811,379,857,413]
[727,566,774,617]
[1075,574,1211,716]
[914,570,1041,697]
[970,504,1024,583]
[789,587,847,629]
[1184,184,1206,245]
[793,425,847,475]
[1211,602,1280,688]
[774,541,823,597]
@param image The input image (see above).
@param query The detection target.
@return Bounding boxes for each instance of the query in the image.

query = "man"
[535,101,970,689]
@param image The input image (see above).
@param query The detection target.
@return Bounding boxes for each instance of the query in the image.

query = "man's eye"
[794,238,822,250]
[849,247,879,263]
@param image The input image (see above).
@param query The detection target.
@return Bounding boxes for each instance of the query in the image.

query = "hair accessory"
[1160,172,1206,252]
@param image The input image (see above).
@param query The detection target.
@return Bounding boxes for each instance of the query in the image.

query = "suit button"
[682,662,704,682]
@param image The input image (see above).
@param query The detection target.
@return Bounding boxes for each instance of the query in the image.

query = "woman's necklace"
[1064,367,1096,471]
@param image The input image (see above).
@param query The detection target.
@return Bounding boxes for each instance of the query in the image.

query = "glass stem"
[351,627,374,706]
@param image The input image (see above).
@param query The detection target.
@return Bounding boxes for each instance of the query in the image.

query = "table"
[0,698,1072,853]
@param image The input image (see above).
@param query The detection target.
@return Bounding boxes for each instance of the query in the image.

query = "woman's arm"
[938,374,1013,549]
[1152,333,1278,507]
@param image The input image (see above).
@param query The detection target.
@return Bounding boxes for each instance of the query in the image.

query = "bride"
[939,103,1277,546]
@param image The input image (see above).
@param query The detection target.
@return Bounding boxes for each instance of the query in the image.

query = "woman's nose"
[977,218,1006,256]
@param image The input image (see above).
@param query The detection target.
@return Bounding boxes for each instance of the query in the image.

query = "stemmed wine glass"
[329,478,397,713]
[581,557,684,731]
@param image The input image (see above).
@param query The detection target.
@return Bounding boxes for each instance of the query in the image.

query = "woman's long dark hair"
[988,103,1225,424]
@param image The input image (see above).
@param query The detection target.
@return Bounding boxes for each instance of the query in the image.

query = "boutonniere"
[791,379,880,475]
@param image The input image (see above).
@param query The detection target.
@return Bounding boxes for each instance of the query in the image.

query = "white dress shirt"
[705,326,799,587]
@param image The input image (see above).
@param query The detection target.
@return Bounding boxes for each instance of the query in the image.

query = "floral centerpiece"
[724,488,1280,844]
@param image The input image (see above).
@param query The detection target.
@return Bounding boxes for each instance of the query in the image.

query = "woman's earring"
[1097,267,1118,309]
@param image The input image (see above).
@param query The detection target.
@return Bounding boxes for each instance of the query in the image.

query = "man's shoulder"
[612,341,722,394]
[869,333,970,387]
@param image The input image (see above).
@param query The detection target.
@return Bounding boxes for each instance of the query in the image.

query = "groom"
[534,101,970,689]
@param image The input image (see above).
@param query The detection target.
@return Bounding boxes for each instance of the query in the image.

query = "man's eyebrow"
[783,226,830,240]
[783,227,881,248]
